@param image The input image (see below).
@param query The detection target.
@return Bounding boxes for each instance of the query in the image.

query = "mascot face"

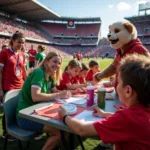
[107,21,137,49]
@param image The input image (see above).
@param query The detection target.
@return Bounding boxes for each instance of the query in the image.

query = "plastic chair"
[3,89,36,150]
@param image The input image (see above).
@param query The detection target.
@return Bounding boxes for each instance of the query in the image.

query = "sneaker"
[1,132,7,138]
[7,135,16,142]
[100,140,113,149]
[34,135,43,140]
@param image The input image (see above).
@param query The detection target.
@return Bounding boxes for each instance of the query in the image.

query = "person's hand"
[110,76,115,82]
[59,90,71,99]
[103,82,112,87]
[92,105,106,118]
[59,105,68,119]
[93,72,102,83]
[0,90,4,102]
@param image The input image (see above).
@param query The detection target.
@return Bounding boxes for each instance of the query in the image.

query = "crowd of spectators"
[1,36,149,59]
[133,21,150,34]
[0,16,49,41]
[53,38,98,44]
[0,15,150,59]
[98,37,109,45]
[41,23,100,36]
[139,36,150,44]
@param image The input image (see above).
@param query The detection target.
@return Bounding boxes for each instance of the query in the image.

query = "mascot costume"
[94,21,149,88]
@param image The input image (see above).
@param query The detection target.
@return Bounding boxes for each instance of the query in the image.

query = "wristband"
[63,114,68,125]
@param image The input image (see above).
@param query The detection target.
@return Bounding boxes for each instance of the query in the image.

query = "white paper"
[74,110,104,123]
[57,97,87,105]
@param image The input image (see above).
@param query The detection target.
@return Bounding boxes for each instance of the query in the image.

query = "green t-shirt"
[35,52,46,63]
[16,68,55,118]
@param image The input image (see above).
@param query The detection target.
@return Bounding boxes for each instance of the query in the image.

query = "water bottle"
[97,87,106,109]
[86,85,94,106]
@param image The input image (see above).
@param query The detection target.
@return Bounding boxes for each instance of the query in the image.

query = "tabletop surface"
[19,95,121,133]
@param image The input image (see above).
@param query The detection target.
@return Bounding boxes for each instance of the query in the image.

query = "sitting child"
[59,54,150,150]
[56,59,87,94]
[86,60,100,83]
[77,63,89,84]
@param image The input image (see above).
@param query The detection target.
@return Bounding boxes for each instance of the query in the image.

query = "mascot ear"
[123,22,134,34]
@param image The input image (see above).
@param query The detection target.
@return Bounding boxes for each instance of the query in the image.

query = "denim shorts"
[17,117,44,133]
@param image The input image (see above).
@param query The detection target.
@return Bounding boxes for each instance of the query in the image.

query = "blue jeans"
[17,117,44,133]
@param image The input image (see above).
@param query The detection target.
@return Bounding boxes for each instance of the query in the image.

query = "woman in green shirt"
[16,51,71,150]
[35,45,46,67]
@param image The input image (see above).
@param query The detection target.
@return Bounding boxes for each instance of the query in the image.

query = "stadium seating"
[41,23,100,36]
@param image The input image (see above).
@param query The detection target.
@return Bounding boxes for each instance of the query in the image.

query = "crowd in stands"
[41,23,100,36]
[133,21,150,34]
[53,38,98,44]
[0,14,150,59]
[139,36,150,44]
[98,37,109,45]
[0,16,49,41]
[1,36,149,59]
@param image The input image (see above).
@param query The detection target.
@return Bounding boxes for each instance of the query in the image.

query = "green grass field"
[0,58,113,150]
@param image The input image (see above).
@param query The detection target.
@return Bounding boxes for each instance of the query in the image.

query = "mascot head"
[107,21,137,49]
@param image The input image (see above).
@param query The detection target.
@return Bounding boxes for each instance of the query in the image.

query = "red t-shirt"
[76,75,85,84]
[93,104,150,150]
[114,38,148,89]
[0,49,25,90]
[86,70,100,81]
[28,49,37,62]
[56,72,78,90]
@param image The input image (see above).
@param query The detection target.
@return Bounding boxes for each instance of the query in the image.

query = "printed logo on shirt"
[20,56,23,61]
[9,56,14,60]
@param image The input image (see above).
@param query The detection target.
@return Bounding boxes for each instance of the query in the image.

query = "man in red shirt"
[28,45,37,68]
[59,54,150,150]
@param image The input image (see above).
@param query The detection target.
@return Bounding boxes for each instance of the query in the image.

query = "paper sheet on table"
[57,97,87,105]
[74,110,104,123]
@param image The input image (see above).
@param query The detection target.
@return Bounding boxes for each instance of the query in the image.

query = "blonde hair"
[40,51,62,84]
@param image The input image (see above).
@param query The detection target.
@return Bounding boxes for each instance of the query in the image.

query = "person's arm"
[35,60,39,67]
[94,59,117,82]
[22,65,27,80]
[35,53,40,67]
[31,87,71,102]
[66,83,87,90]
[92,106,114,118]
[64,116,97,136]
[59,106,98,136]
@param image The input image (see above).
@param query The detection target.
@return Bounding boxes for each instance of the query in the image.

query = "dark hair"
[9,31,25,47]
[2,45,7,50]
[38,45,45,52]
[89,60,99,68]
[64,59,82,72]
[81,63,89,71]
[118,53,150,108]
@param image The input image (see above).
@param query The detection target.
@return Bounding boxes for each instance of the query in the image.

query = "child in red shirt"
[59,54,150,150]
[86,60,100,82]
[77,63,89,84]
[56,60,87,94]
